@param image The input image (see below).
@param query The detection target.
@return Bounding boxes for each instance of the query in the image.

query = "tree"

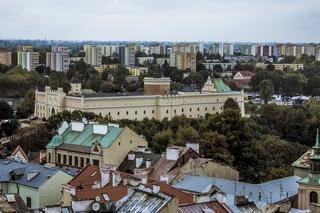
[1,119,18,136]
[173,126,199,146]
[16,89,35,118]
[101,82,119,93]
[282,72,307,96]
[259,80,274,104]
[84,74,103,92]
[223,98,240,111]
[151,130,173,153]
[0,101,13,119]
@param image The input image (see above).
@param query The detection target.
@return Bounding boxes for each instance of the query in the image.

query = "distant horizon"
[0,38,319,45]
[1,0,319,43]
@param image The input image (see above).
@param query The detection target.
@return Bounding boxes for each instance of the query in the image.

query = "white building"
[46,46,70,72]
[84,45,102,66]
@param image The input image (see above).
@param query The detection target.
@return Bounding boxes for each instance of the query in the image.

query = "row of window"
[107,106,221,116]
[55,153,100,167]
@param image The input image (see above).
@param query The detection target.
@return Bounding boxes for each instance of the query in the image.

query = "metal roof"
[47,124,124,149]
[173,175,300,204]
[0,159,64,188]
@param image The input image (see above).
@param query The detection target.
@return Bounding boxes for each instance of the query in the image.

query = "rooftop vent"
[71,122,84,132]
[93,124,108,135]
[58,121,69,135]
[166,147,179,161]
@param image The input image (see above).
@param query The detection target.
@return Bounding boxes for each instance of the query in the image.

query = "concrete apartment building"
[46,46,70,72]
[98,45,119,56]
[149,44,166,55]
[34,77,244,120]
[0,51,12,65]
[256,45,273,57]
[239,44,256,56]
[170,44,197,72]
[17,45,39,71]
[119,45,135,66]
[202,62,236,71]
[84,45,102,66]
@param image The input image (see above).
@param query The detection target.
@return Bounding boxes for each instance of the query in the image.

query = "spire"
[313,129,320,149]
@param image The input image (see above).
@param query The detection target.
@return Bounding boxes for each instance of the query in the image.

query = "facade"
[119,45,135,66]
[46,121,148,168]
[233,71,255,80]
[137,56,154,65]
[34,77,245,120]
[256,63,304,71]
[0,159,72,209]
[149,44,166,55]
[84,45,102,66]
[256,44,273,57]
[202,62,236,71]
[0,51,12,65]
[239,44,256,56]
[46,46,70,72]
[18,48,39,71]
[298,130,320,210]
[170,52,196,72]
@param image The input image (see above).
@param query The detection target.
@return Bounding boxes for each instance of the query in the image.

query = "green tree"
[16,89,35,118]
[0,101,13,119]
[223,98,240,111]
[151,130,173,153]
[259,80,274,104]
[173,126,199,146]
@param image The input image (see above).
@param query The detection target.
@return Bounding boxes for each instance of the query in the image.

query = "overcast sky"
[0,0,319,42]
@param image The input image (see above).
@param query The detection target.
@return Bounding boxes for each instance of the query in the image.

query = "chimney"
[145,159,151,168]
[71,122,84,132]
[160,174,169,184]
[70,186,76,196]
[166,147,179,161]
[136,156,143,168]
[186,143,200,153]
[137,146,146,153]
[234,195,249,206]
[112,172,121,187]
[141,176,148,185]
[128,153,135,160]
[100,168,110,187]
[144,149,152,154]
[152,184,160,194]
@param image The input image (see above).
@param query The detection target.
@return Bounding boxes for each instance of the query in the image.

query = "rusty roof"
[179,201,233,213]
[74,185,128,202]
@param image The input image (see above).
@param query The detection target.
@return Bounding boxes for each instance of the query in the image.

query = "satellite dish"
[95,195,101,202]
[92,202,100,212]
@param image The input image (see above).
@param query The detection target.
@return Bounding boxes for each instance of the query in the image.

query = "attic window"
[91,171,98,177]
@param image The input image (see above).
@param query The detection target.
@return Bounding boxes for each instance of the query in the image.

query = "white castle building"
[34,77,244,120]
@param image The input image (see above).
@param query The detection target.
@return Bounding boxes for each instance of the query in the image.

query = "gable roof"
[10,145,29,161]
[74,186,128,203]
[179,201,233,213]
[0,159,68,188]
[47,123,124,149]
[292,149,311,169]
[173,175,299,204]
[238,71,255,78]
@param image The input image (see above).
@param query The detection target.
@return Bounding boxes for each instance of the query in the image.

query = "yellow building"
[46,121,148,168]
[0,52,12,65]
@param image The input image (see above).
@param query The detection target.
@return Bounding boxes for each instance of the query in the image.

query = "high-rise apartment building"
[46,46,70,72]
[304,44,316,56]
[0,52,12,65]
[17,46,39,71]
[239,44,256,56]
[169,44,196,72]
[316,46,320,62]
[84,45,102,66]
[256,45,273,57]
[149,44,167,55]
[98,45,119,57]
[119,45,135,66]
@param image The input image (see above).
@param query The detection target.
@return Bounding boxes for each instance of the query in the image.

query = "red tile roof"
[179,201,233,213]
[238,71,255,77]
[74,185,128,202]
[147,179,194,204]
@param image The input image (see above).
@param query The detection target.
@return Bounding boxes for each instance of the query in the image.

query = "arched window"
[310,191,318,204]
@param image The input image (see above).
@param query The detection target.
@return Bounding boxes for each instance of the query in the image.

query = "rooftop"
[173,175,300,204]
[47,122,124,149]
[0,159,66,188]
[179,201,232,213]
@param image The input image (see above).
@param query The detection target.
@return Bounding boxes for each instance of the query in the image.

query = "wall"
[294,167,309,178]
[175,158,239,182]
[103,127,148,166]
[39,171,73,208]
[35,87,244,120]
[298,183,320,210]
[6,182,39,208]
[159,197,179,213]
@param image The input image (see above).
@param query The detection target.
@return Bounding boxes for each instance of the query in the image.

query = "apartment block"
[316,46,320,62]
[0,51,12,65]
[304,44,316,56]
[149,44,166,55]
[256,45,273,57]
[119,45,135,66]
[84,45,102,66]
[46,46,70,72]
[239,44,256,56]
[17,47,39,71]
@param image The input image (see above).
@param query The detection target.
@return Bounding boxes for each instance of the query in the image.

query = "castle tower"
[143,77,171,96]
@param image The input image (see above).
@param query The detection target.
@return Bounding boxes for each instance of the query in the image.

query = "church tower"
[298,129,320,210]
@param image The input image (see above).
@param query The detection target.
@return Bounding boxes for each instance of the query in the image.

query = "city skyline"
[0,0,319,43]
